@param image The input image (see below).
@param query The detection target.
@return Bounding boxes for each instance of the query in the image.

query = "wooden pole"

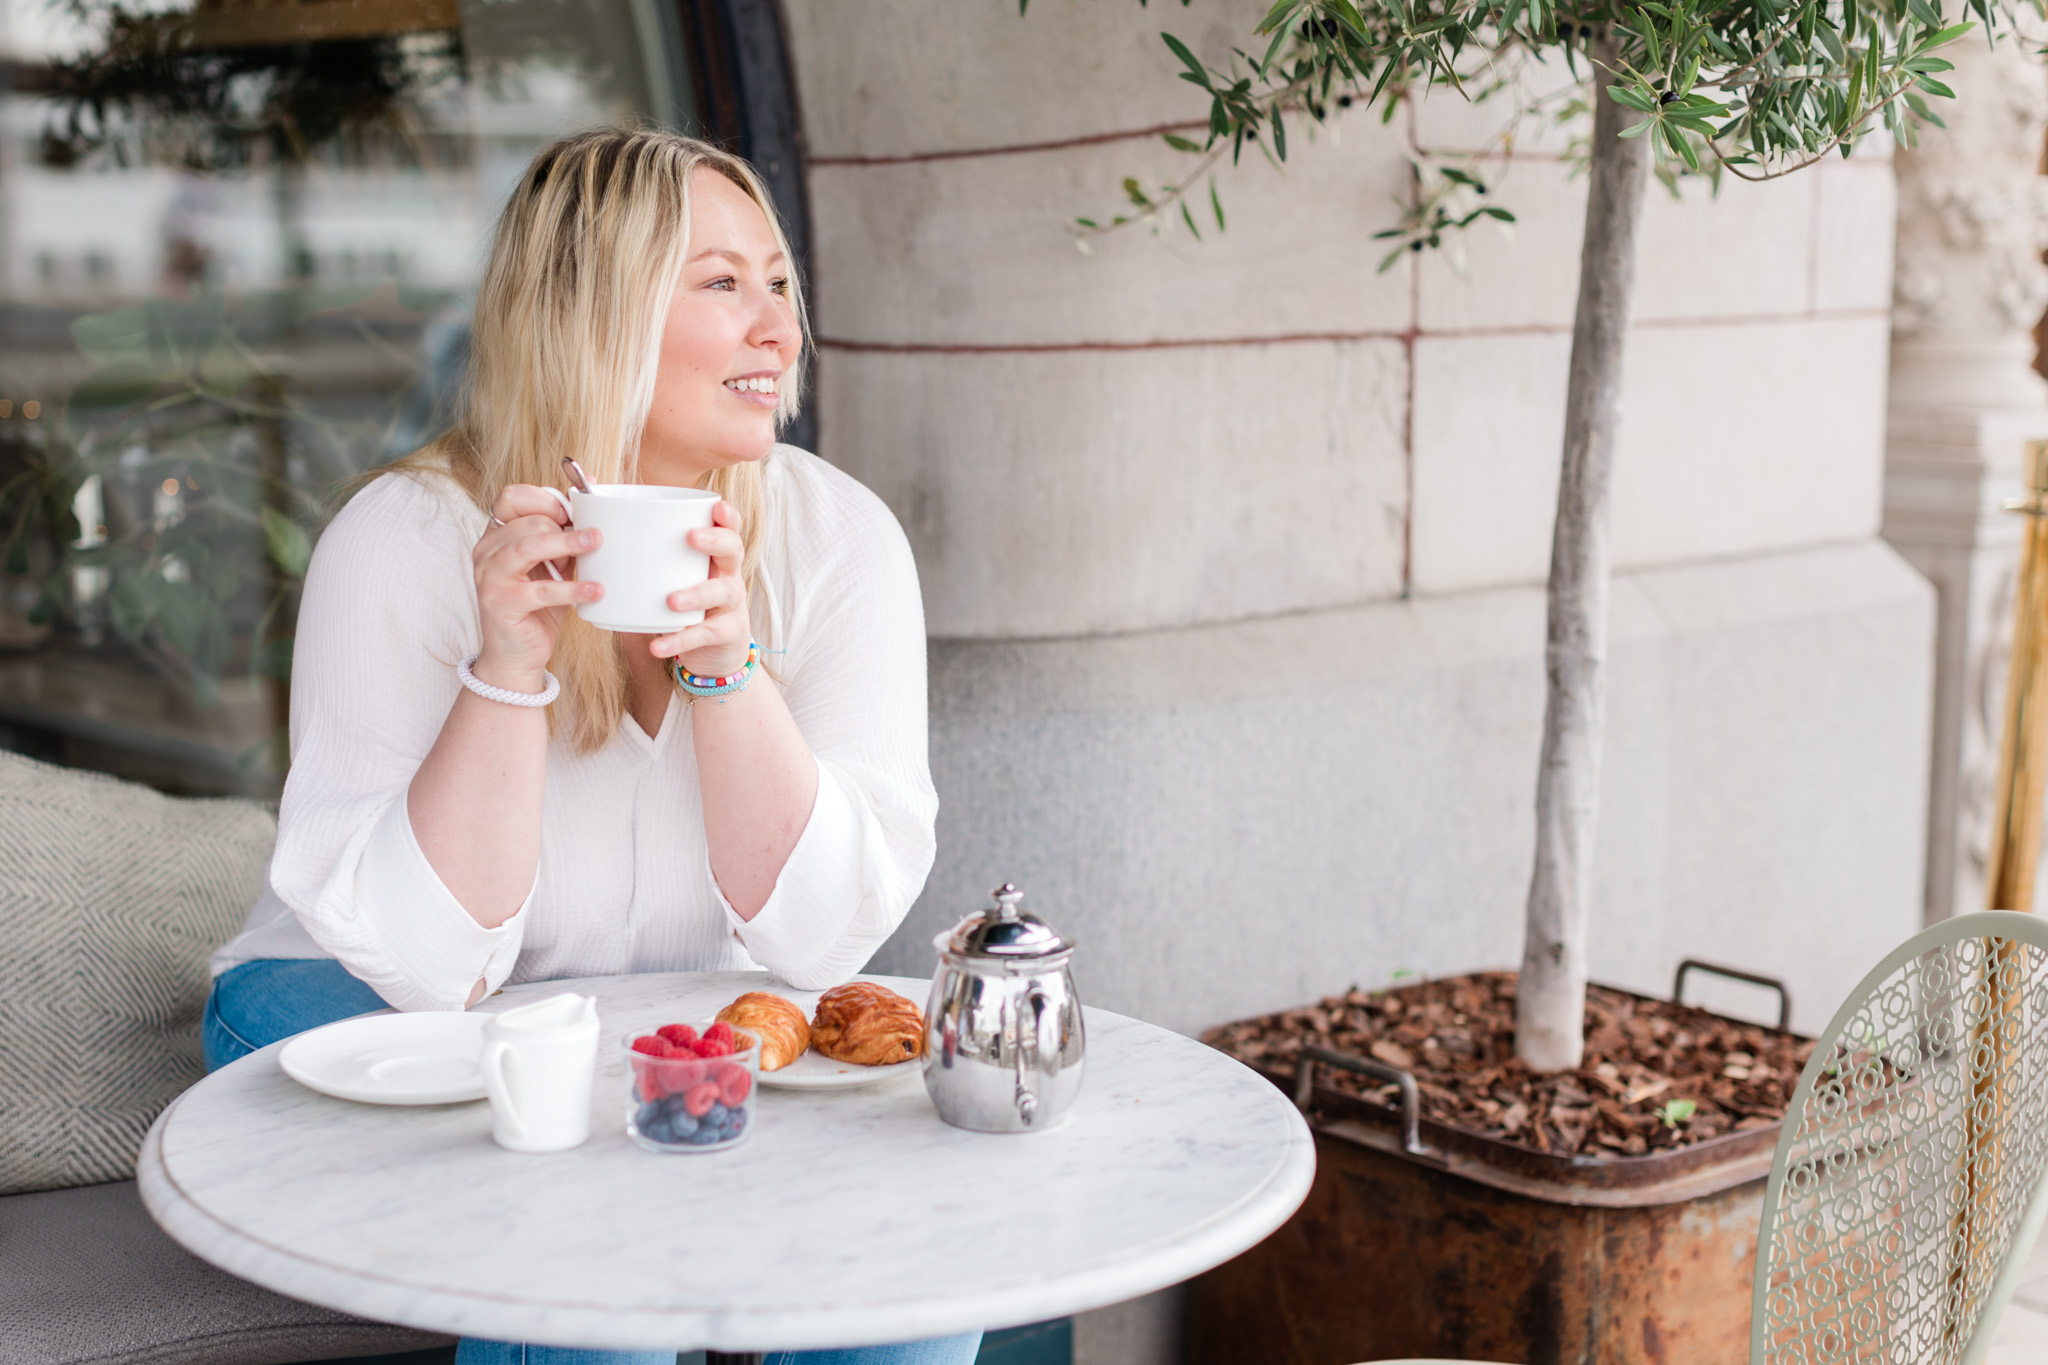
[1984,439,2048,914]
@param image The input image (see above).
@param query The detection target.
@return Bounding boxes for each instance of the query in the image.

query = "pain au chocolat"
[810,981,925,1065]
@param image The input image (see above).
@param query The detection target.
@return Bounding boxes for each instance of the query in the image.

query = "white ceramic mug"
[481,992,600,1153]
[540,485,719,633]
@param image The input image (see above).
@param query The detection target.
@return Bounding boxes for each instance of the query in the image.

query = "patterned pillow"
[0,751,275,1194]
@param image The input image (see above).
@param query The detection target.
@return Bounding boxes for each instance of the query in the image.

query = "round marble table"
[137,972,1315,1353]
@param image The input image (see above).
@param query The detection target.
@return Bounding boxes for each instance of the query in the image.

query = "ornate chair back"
[1752,910,2048,1365]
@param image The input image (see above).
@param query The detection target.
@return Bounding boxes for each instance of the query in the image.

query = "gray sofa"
[0,750,453,1365]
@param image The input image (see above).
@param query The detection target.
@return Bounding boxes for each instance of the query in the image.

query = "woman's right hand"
[471,484,602,690]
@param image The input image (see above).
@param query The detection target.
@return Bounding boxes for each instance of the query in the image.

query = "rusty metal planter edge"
[1249,976,1796,1207]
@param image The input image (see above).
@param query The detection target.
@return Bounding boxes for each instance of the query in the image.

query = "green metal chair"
[1362,910,2048,1365]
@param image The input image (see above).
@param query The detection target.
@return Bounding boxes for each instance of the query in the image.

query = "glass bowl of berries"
[623,1020,759,1152]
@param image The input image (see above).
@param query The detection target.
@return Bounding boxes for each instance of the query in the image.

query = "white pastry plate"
[757,1049,921,1091]
[279,1012,488,1105]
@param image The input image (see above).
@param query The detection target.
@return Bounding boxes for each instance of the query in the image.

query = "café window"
[0,0,807,796]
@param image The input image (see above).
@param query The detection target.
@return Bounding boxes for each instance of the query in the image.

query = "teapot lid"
[946,883,1074,960]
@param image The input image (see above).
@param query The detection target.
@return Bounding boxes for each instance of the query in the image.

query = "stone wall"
[782,0,1928,1035]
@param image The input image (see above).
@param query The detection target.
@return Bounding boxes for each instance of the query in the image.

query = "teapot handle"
[1013,986,1067,1125]
[1011,994,1039,1126]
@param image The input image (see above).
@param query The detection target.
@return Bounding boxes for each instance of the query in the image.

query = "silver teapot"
[923,883,1085,1133]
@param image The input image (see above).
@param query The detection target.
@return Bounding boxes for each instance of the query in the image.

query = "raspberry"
[670,1058,707,1089]
[635,1060,668,1102]
[657,1023,698,1049]
[703,1021,735,1049]
[630,1035,670,1058]
[682,1081,720,1117]
[717,1065,752,1106]
[694,1036,732,1059]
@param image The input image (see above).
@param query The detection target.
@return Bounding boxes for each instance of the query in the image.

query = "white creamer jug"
[481,993,600,1153]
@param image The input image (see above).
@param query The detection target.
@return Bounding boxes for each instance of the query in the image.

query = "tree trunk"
[1514,34,1651,1072]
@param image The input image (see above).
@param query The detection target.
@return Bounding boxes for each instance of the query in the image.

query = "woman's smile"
[723,371,781,407]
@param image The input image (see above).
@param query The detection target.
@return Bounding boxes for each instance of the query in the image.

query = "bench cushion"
[0,1179,452,1365]
[0,751,276,1194]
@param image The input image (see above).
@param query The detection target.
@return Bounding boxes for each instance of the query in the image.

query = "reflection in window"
[0,0,706,794]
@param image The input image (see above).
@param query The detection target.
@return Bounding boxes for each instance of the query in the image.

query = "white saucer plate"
[757,1048,921,1091]
[279,1012,488,1105]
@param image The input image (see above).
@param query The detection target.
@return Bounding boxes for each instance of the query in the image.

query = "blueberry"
[708,1101,728,1121]
[660,1093,691,1116]
[636,1101,662,1129]
[728,1108,747,1135]
[643,1116,674,1144]
[691,1124,722,1144]
[670,1109,699,1138]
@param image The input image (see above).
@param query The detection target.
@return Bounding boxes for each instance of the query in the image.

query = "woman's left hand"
[652,499,752,678]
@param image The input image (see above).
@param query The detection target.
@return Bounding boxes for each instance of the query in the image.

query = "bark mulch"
[1203,970,1815,1158]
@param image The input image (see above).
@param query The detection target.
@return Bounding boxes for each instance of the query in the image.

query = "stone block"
[870,540,1932,1042]
[818,340,1407,638]
[1408,329,1572,592]
[1634,169,1815,321]
[783,0,1273,161]
[1415,160,1587,332]
[1410,55,1590,158]
[1416,156,1819,333]
[807,121,1413,347]
[1812,161,1898,314]
[884,578,1563,1032]
[1410,316,1891,592]
[1625,546,1935,1017]
[1612,315,1890,564]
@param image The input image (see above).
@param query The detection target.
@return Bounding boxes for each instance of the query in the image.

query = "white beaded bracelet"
[457,654,561,707]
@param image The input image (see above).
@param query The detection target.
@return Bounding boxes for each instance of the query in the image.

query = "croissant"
[715,992,811,1071]
[810,981,925,1066]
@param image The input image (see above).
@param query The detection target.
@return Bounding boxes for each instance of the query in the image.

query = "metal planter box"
[1187,1040,1783,1364]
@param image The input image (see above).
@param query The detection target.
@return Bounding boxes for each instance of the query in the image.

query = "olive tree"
[1039,0,2030,1070]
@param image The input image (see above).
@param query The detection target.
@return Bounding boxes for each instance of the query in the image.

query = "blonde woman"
[202,129,974,1365]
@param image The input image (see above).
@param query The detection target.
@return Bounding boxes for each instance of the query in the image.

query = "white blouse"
[210,446,938,1013]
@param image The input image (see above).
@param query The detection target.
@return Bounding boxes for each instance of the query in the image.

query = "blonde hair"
[399,127,808,752]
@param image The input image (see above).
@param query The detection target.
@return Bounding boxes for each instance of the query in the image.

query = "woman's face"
[636,168,799,486]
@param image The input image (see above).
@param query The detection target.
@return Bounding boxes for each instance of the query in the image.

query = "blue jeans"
[202,959,982,1365]
[202,958,390,1071]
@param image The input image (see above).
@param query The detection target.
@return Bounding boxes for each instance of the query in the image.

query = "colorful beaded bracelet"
[670,642,758,699]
